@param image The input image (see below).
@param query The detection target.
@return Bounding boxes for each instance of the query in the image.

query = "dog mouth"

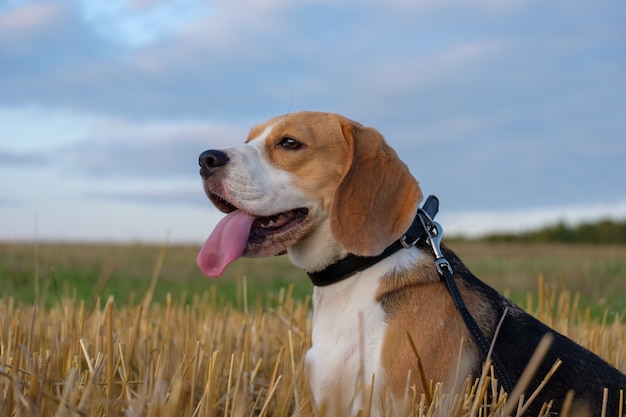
[197,192,310,277]
[208,191,309,240]
[248,208,310,243]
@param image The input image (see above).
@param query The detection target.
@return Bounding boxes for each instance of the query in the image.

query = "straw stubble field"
[1,242,626,416]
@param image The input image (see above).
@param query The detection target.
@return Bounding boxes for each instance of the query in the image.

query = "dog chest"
[305,273,388,414]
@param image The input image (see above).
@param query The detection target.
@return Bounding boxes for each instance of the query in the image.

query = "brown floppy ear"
[330,118,422,256]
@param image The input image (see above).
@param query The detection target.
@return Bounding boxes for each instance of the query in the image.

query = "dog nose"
[199,150,229,175]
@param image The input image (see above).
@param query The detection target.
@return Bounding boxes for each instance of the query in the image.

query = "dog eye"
[279,137,302,150]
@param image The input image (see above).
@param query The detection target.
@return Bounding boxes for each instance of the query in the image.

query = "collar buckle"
[400,233,419,248]
[400,195,441,249]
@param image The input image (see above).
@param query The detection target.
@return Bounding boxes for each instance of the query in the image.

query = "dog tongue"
[197,210,255,277]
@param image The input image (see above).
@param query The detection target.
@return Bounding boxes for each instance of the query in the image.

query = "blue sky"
[1,0,625,243]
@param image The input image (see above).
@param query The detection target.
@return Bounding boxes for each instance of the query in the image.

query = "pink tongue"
[197,210,256,277]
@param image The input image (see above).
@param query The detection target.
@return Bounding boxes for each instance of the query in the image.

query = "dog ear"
[330,118,422,256]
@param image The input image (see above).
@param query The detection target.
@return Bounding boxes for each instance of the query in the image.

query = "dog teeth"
[259,212,291,228]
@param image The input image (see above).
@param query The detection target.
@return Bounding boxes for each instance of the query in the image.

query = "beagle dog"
[197,111,626,416]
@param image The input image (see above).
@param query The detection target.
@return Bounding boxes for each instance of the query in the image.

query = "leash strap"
[418,211,514,394]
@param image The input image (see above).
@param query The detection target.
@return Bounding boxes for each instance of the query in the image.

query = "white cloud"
[0,2,63,34]
[349,40,502,100]
[56,117,247,178]
[0,105,104,149]
[383,0,525,11]
[76,0,209,47]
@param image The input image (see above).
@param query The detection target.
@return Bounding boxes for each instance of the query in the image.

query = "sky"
[1,0,625,243]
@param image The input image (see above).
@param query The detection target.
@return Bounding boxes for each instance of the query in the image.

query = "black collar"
[307,195,439,286]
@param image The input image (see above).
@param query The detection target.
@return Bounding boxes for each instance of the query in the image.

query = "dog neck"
[287,220,350,273]
[306,195,440,287]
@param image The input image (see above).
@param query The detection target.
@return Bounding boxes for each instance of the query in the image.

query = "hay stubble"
[1,281,625,416]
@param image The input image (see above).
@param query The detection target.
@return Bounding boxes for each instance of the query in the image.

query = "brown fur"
[250,113,350,212]
[377,257,498,397]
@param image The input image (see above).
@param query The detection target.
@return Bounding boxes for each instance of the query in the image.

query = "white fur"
[306,269,387,416]
[247,121,279,145]
[288,220,349,273]
[218,124,313,217]
[305,249,428,416]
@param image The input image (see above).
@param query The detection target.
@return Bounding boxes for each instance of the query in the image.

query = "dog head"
[197,111,422,276]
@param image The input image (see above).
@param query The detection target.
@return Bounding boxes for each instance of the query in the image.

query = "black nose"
[199,150,229,175]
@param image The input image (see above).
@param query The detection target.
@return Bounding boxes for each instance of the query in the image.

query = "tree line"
[479,218,626,244]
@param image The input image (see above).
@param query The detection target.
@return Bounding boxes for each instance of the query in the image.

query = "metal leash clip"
[418,209,454,277]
